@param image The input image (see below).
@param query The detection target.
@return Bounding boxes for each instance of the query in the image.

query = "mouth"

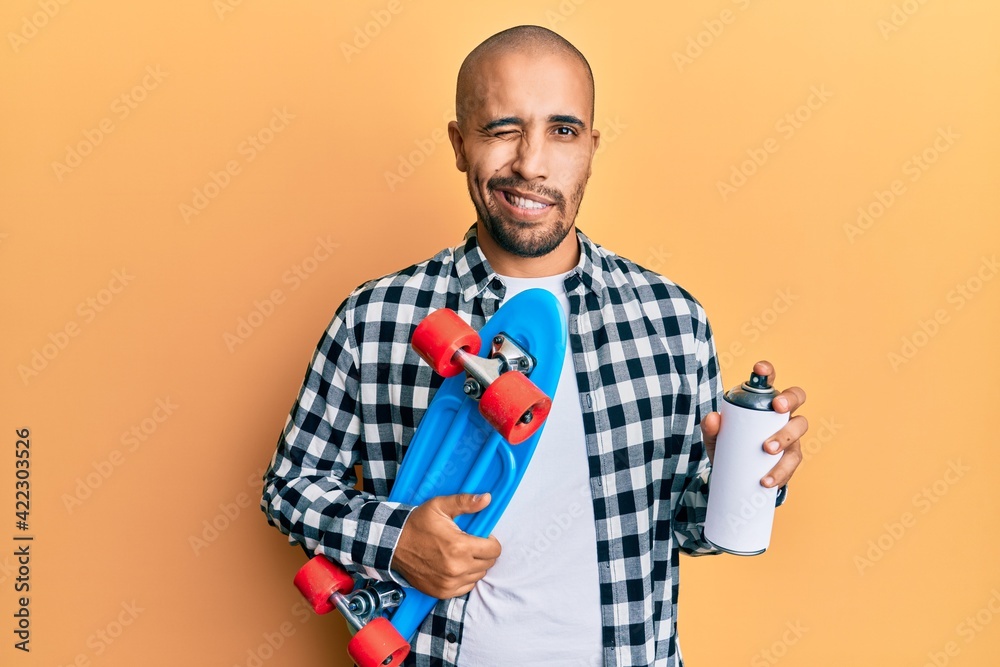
[494,188,555,219]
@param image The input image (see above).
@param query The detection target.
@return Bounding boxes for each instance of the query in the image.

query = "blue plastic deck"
[385,288,567,641]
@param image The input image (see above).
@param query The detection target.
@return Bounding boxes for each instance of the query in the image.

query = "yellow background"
[2,1,999,665]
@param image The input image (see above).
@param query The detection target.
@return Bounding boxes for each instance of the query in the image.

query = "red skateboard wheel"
[479,371,552,444]
[411,309,480,377]
[347,617,410,667]
[293,556,354,615]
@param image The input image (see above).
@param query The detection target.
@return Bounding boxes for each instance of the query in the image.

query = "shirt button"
[490,278,502,290]
[446,632,458,643]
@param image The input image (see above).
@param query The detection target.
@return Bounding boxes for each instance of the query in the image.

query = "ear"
[448,120,469,172]
[587,128,601,177]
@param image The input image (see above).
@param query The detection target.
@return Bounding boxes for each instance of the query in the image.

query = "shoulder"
[351,247,455,306]
[326,244,460,352]
[591,239,711,336]
[336,245,457,317]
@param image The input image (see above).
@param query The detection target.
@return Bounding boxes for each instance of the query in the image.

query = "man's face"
[448,50,600,259]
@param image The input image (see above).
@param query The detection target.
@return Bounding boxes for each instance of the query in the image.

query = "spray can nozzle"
[725,371,778,411]
[743,372,772,392]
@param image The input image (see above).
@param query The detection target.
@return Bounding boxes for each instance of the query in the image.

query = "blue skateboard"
[294,289,567,667]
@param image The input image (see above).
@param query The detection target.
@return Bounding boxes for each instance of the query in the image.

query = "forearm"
[261,463,414,582]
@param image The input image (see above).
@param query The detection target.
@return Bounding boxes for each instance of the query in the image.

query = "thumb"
[434,492,492,520]
[701,411,721,440]
[701,411,721,465]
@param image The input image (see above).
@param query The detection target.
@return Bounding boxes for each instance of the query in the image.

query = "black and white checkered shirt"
[262,225,724,666]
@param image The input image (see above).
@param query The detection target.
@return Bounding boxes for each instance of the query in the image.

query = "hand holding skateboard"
[390,492,502,600]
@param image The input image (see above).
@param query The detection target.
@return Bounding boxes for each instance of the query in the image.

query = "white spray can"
[704,370,789,555]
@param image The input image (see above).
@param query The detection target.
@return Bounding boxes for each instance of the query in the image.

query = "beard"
[470,174,586,258]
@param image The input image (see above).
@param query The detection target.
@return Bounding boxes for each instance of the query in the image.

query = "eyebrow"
[482,114,587,132]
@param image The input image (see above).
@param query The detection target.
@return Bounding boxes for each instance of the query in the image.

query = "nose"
[511,132,547,181]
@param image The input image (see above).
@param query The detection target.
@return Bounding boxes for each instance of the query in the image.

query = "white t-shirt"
[457,273,603,667]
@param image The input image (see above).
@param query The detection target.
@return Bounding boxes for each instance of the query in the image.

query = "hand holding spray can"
[704,370,789,555]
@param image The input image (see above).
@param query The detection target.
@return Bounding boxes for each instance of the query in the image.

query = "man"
[262,25,807,667]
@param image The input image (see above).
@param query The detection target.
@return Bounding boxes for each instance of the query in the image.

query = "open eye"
[554,126,578,136]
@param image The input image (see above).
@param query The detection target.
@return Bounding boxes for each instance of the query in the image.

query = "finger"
[435,571,491,600]
[446,551,497,587]
[451,556,496,581]
[443,530,501,564]
[763,415,809,454]
[761,441,803,488]
[432,492,492,521]
[438,542,497,578]
[467,534,503,561]
[701,411,721,439]
[453,579,483,598]
[772,386,806,414]
[753,360,775,385]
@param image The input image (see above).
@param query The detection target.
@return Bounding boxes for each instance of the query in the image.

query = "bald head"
[455,25,595,130]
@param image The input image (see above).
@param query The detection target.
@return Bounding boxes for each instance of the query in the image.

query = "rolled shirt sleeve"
[673,314,724,556]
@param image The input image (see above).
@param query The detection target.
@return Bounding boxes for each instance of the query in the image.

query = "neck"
[475,221,580,278]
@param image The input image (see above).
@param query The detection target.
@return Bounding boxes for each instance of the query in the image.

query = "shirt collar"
[454,224,607,305]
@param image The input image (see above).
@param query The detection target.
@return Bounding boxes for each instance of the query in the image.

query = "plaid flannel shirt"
[262,225,724,666]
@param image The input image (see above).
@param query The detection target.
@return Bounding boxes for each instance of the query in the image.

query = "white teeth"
[505,192,547,210]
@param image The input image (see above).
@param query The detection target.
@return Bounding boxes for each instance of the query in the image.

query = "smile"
[496,189,553,215]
